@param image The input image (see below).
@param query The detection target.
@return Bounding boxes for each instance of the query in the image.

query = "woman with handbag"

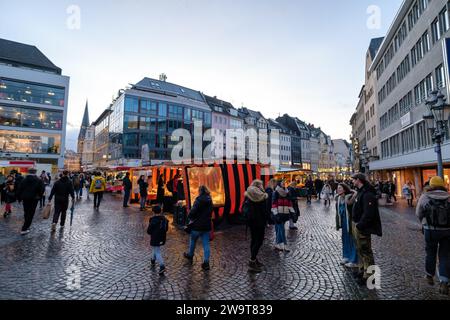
[183,185,213,271]
[3,175,15,218]
[272,181,294,252]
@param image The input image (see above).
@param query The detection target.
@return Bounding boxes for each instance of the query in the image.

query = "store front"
[0,160,36,175]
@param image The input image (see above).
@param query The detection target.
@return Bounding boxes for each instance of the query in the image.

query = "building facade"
[370,0,450,192]
[268,119,292,169]
[93,77,212,167]
[0,38,70,171]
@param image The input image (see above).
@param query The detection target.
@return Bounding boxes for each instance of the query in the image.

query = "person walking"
[138,175,148,211]
[351,173,383,285]
[48,170,75,232]
[39,171,50,209]
[122,172,132,208]
[156,174,165,208]
[288,181,300,230]
[271,181,294,252]
[244,180,268,273]
[89,172,106,210]
[416,176,450,295]
[3,175,15,218]
[322,183,332,207]
[183,185,213,271]
[14,172,24,203]
[147,205,169,276]
[403,182,413,207]
[305,176,314,204]
[336,183,358,268]
[78,173,85,199]
[408,181,416,207]
[314,178,324,201]
[17,168,45,235]
[72,173,81,201]
[85,174,92,200]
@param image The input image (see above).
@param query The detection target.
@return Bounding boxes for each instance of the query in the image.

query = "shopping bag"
[42,204,52,220]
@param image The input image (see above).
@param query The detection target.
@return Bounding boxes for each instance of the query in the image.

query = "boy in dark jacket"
[48,170,75,232]
[147,205,169,275]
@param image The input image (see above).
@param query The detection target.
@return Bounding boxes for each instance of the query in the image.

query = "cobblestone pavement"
[0,194,449,300]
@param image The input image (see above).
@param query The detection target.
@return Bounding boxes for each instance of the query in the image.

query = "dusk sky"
[1,0,403,150]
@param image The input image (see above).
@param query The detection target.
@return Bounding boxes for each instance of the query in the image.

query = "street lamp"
[424,89,450,179]
[360,145,371,174]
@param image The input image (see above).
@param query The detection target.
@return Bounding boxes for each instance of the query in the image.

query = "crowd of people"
[0,168,448,295]
[0,169,107,234]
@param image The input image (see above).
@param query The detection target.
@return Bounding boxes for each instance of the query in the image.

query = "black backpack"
[424,198,450,228]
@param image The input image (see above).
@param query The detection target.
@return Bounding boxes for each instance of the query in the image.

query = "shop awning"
[0,160,35,168]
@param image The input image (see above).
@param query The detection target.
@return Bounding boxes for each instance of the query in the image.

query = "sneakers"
[282,244,291,252]
[439,282,449,295]
[425,275,435,286]
[340,259,349,266]
[345,262,359,269]
[248,260,262,273]
[201,262,210,271]
[51,223,57,232]
[20,229,30,235]
[159,266,166,276]
[183,252,193,263]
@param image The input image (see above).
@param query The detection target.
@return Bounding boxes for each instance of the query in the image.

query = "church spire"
[77,100,90,154]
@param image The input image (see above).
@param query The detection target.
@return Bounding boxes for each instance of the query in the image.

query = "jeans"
[188,230,210,263]
[424,229,450,283]
[22,199,39,231]
[123,189,130,207]
[340,210,358,264]
[78,187,83,198]
[249,225,265,260]
[275,223,287,245]
[93,192,103,208]
[52,200,69,226]
[39,195,45,208]
[152,246,165,267]
[140,194,147,209]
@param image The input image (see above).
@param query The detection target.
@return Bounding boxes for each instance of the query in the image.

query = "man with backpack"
[416,176,450,295]
[89,172,106,210]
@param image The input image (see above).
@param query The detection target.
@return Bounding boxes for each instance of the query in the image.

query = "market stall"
[0,160,36,175]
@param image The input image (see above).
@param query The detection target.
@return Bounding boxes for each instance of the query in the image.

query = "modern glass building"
[0,38,69,171]
[94,77,212,166]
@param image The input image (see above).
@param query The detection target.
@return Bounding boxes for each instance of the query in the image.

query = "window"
[140,117,157,131]
[204,112,212,127]
[123,133,138,147]
[439,6,450,35]
[140,99,157,115]
[0,78,65,107]
[158,103,167,117]
[124,96,139,113]
[124,115,138,129]
[0,105,63,130]
[0,129,61,154]
[432,18,441,43]
[436,64,446,88]
[168,105,183,120]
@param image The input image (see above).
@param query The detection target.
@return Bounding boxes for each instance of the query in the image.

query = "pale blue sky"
[0,0,403,150]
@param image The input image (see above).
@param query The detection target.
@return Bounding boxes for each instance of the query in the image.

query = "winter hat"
[152,205,162,214]
[429,176,445,188]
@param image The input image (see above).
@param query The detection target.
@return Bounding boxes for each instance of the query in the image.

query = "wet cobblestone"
[0,194,448,300]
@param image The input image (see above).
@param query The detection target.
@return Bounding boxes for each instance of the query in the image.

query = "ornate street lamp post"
[360,145,371,175]
[424,90,450,179]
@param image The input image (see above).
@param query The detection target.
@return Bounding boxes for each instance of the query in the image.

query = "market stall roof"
[0,160,36,167]
[276,167,305,173]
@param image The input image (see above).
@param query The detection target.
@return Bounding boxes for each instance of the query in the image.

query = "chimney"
[159,73,167,82]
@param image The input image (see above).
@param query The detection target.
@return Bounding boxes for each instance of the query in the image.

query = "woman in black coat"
[138,175,148,211]
[183,185,213,271]
[245,180,268,273]
[156,175,165,207]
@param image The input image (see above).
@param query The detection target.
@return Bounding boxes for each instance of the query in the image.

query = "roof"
[0,38,62,74]
[78,101,90,140]
[204,95,237,115]
[368,37,384,60]
[268,119,291,134]
[133,77,205,102]
[92,108,112,126]
[238,107,266,120]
